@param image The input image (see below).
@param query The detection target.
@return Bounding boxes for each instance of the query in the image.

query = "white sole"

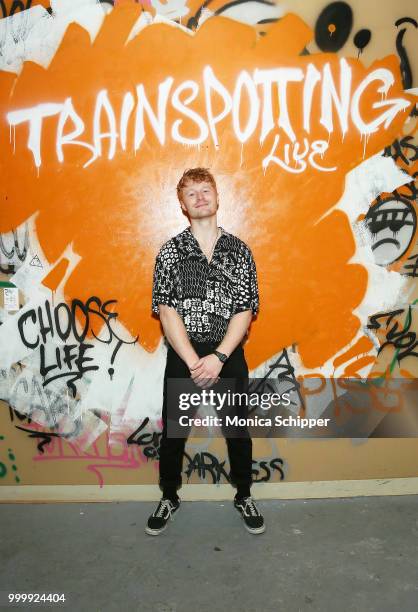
[145,523,168,536]
[243,522,266,535]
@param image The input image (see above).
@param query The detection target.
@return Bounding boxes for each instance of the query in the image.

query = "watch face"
[215,351,227,363]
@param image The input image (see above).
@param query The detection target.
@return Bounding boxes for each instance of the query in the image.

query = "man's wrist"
[213,350,228,364]
[186,352,199,369]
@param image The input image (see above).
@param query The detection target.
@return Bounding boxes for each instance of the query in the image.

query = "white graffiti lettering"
[6,59,410,172]
[262,135,337,173]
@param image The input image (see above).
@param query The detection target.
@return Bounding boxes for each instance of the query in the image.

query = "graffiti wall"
[1,0,417,492]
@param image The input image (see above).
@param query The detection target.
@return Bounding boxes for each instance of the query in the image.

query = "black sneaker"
[145,498,181,536]
[234,496,265,534]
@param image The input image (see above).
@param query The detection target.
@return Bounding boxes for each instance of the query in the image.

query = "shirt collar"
[185,226,225,241]
[183,226,225,256]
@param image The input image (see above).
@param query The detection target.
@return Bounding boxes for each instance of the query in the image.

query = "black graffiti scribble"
[379,137,418,273]
[3,402,84,452]
[0,225,29,274]
[2,369,82,431]
[0,0,123,18]
[13,425,59,453]
[183,451,285,484]
[38,342,97,397]
[368,307,418,362]
[382,133,418,277]
[0,0,32,18]
[212,1,276,20]
[252,457,284,482]
[186,0,278,31]
[383,136,418,166]
[127,421,285,483]
[248,348,304,412]
[0,226,29,261]
[401,174,418,203]
[7,405,32,425]
[17,296,138,397]
[183,450,230,483]
[14,418,84,452]
[403,253,418,277]
[0,262,15,274]
[127,417,162,460]
[395,17,417,90]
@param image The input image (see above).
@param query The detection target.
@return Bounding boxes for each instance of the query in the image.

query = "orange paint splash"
[42,257,69,292]
[333,336,375,369]
[1,6,414,370]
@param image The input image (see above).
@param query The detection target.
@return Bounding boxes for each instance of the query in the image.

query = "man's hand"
[190,354,223,388]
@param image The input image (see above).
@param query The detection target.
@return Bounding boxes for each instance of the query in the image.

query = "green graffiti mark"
[0,443,22,484]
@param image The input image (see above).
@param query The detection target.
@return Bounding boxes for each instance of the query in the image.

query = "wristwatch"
[213,350,228,364]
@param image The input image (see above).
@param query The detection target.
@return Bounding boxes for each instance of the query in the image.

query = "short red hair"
[176,167,217,202]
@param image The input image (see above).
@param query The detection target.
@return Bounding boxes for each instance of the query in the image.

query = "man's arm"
[159,304,200,370]
[190,310,253,386]
[216,310,253,357]
[152,242,199,370]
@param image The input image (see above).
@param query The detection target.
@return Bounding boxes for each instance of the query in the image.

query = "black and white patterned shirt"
[152,226,259,343]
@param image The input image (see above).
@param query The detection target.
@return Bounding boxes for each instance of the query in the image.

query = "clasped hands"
[189,353,223,389]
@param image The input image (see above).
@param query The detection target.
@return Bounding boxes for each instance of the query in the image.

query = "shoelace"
[241,497,260,517]
[154,499,174,519]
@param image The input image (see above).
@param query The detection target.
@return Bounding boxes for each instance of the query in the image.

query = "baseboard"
[1,478,418,502]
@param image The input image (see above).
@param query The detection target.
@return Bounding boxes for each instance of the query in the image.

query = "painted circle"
[365,197,417,265]
[354,29,372,50]
[315,2,353,52]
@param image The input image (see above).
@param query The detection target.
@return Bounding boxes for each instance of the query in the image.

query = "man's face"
[179,180,218,219]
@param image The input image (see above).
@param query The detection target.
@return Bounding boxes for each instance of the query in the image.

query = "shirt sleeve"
[151,242,179,316]
[234,244,259,316]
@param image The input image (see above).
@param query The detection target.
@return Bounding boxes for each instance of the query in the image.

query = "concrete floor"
[0,496,417,612]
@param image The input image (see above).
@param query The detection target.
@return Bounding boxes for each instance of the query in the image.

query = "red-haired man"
[146,168,265,536]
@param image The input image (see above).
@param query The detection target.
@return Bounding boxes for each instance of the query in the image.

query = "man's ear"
[179,199,189,218]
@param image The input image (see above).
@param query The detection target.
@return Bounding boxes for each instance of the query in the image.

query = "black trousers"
[159,341,253,490]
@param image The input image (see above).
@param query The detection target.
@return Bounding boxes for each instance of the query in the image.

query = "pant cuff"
[159,479,182,489]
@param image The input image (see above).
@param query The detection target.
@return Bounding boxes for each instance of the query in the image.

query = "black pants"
[159,341,253,491]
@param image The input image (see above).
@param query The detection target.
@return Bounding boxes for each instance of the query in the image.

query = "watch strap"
[213,350,228,363]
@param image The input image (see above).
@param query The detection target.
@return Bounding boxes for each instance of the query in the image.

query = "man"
[146,167,265,536]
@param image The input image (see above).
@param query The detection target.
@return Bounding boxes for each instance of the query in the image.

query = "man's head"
[176,168,218,220]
